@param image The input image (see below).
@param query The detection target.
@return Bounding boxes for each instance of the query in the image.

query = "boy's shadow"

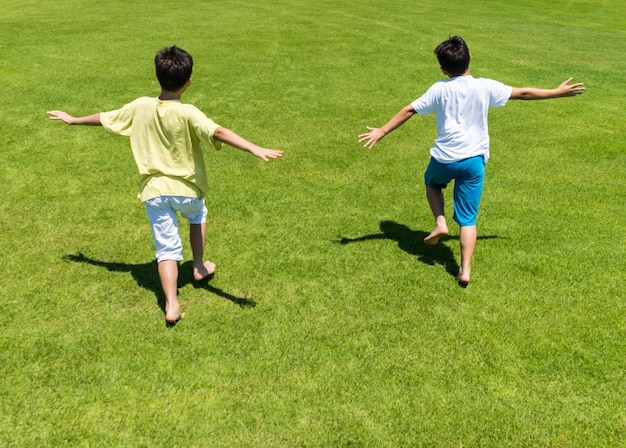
[64,253,256,311]
[335,220,499,279]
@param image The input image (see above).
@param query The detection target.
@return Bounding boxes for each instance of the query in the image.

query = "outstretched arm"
[47,111,102,126]
[358,105,416,148]
[213,127,283,161]
[510,77,585,100]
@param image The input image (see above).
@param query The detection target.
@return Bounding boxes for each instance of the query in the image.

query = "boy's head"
[434,36,470,77]
[155,46,193,91]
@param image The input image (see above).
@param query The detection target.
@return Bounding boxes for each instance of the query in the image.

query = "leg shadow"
[64,253,256,313]
[335,220,500,280]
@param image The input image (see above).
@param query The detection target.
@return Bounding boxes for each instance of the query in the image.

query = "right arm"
[510,77,584,100]
[47,111,102,126]
[358,105,416,149]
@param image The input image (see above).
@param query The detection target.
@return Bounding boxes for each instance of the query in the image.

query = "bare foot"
[165,306,185,325]
[456,269,470,287]
[424,225,449,246]
[193,260,216,281]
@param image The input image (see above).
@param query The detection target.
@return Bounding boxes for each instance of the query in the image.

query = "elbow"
[511,92,533,101]
[510,88,537,101]
[214,127,226,141]
[512,94,537,101]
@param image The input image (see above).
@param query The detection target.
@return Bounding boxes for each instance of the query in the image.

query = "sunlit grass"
[1,0,624,446]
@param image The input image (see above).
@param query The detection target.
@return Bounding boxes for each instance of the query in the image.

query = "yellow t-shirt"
[100,97,222,201]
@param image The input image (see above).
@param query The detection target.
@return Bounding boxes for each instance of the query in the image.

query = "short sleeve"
[411,84,439,115]
[100,100,140,136]
[187,105,223,151]
[485,79,513,107]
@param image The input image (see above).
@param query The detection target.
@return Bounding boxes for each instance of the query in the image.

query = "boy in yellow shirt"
[48,46,282,324]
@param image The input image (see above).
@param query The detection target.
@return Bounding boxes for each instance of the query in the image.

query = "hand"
[556,77,585,97]
[358,126,386,149]
[47,110,76,124]
[250,147,283,161]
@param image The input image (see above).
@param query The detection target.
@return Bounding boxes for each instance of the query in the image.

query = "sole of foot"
[424,228,449,246]
[194,261,216,282]
[166,312,185,326]
[456,272,470,288]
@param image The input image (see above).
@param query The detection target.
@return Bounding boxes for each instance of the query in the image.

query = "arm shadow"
[63,253,256,312]
[335,220,501,279]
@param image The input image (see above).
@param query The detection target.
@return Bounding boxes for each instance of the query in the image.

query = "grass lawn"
[1,0,624,446]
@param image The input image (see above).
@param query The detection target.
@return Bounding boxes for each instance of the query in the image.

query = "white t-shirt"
[411,76,512,163]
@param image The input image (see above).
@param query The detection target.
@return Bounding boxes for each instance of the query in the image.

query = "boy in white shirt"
[48,46,282,323]
[359,36,584,286]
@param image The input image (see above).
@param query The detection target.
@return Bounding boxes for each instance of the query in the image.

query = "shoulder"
[179,103,214,121]
[124,96,156,105]
[427,79,451,91]
[115,96,156,111]
[475,78,513,104]
[178,102,202,113]
[418,79,451,99]
[430,77,477,93]
[475,77,511,89]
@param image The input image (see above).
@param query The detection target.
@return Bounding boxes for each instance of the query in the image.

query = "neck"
[443,68,471,78]
[159,91,181,100]
[158,88,185,101]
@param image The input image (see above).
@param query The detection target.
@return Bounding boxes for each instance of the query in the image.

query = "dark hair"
[434,36,470,77]
[154,46,193,91]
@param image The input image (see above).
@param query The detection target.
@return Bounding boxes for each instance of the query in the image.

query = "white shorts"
[144,196,208,263]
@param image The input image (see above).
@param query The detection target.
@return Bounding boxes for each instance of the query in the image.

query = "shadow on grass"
[335,220,500,280]
[63,253,256,313]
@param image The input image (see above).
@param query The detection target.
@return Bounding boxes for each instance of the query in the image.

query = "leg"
[424,185,449,245]
[190,222,215,281]
[458,225,476,285]
[452,156,485,286]
[145,197,185,322]
[158,259,184,323]
[178,198,215,281]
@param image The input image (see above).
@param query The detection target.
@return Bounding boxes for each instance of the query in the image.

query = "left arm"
[213,127,283,161]
[510,77,584,100]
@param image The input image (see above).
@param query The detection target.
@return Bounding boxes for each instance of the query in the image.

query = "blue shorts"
[144,196,208,263]
[424,156,485,226]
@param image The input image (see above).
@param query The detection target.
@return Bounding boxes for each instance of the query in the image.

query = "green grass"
[1,0,625,446]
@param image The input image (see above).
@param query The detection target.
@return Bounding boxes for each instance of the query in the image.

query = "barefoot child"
[49,46,283,323]
[358,36,583,286]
